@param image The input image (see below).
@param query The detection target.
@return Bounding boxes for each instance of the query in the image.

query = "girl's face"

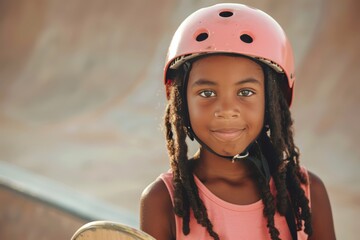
[187,55,265,156]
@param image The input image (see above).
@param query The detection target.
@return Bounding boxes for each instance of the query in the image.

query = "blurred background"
[0,0,359,239]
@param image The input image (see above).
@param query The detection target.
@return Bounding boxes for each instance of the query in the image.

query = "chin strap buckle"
[232,151,249,163]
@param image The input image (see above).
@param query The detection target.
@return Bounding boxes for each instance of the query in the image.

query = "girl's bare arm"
[140,178,175,240]
[308,171,336,240]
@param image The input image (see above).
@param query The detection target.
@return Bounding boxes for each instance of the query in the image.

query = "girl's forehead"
[189,55,264,81]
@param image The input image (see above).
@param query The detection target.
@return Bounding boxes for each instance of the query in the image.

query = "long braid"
[274,72,312,235]
[287,162,312,234]
[265,68,291,216]
[164,97,185,219]
[165,79,220,239]
[249,143,281,240]
[257,174,281,240]
[264,66,313,236]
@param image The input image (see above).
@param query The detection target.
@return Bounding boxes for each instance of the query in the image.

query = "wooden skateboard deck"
[71,221,156,240]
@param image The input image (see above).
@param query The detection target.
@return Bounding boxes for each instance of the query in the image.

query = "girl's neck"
[192,148,255,181]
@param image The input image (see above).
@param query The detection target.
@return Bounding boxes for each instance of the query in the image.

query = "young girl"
[140,3,335,240]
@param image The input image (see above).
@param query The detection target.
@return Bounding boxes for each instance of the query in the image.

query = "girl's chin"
[209,146,248,157]
[198,139,252,157]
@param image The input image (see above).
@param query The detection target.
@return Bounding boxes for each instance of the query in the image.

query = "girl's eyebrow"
[235,78,262,86]
[191,78,261,87]
[191,79,217,87]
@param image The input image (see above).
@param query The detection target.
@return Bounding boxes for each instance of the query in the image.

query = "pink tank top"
[159,168,310,240]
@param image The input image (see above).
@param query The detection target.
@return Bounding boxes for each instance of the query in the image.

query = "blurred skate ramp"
[0,0,359,239]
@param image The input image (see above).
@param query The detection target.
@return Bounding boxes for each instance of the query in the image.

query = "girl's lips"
[210,128,245,142]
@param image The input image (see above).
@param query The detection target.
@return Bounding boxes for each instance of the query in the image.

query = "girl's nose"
[214,97,240,119]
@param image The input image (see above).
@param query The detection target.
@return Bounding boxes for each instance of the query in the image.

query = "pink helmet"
[164,3,295,105]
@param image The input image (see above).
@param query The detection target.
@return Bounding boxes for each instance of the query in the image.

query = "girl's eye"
[238,89,254,97]
[199,90,216,98]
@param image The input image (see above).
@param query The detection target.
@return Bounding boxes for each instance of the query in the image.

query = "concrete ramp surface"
[0,0,359,239]
[0,185,85,240]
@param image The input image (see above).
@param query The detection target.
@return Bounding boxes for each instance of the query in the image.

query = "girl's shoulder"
[141,175,171,203]
[141,171,173,205]
[305,168,329,205]
[140,173,173,217]
[305,169,336,240]
[140,172,175,240]
[307,170,324,189]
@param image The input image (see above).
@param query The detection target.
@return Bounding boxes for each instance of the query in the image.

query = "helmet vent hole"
[219,11,233,17]
[240,34,253,43]
[196,32,208,42]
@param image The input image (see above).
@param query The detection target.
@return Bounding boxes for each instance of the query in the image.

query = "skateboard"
[71,221,156,240]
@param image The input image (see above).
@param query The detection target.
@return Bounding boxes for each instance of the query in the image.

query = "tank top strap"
[158,171,175,204]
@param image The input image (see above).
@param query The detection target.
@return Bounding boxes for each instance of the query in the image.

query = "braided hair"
[164,60,312,240]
